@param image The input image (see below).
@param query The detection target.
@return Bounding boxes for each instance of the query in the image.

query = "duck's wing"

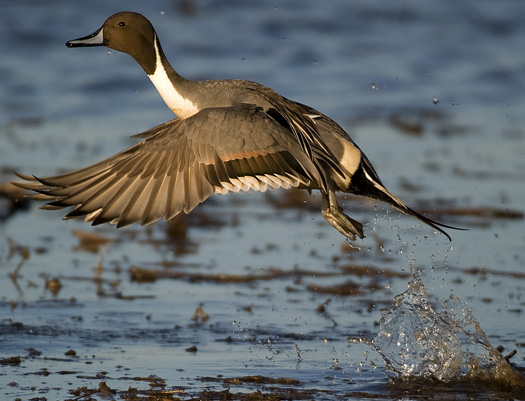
[254,94,347,192]
[13,104,320,228]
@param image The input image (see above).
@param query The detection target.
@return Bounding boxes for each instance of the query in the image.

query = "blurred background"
[1,1,524,399]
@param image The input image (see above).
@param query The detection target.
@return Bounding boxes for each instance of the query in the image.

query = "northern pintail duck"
[15,12,460,241]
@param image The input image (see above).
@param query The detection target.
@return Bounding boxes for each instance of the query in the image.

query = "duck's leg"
[321,186,364,240]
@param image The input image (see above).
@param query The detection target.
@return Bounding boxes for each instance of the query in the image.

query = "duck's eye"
[118,21,126,27]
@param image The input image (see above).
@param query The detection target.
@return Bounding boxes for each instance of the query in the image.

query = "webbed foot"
[321,191,364,240]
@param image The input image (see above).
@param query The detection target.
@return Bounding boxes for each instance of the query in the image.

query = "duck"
[14,11,461,241]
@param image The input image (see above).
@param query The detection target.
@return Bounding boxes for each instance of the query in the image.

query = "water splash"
[351,268,525,391]
[442,295,525,390]
[372,277,463,381]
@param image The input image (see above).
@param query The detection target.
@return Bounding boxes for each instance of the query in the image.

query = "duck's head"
[66,12,158,75]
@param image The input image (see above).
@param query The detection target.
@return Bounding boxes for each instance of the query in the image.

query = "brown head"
[66,12,159,75]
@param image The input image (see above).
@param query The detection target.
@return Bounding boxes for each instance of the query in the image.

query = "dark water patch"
[452,166,525,181]
[460,266,525,280]
[202,375,300,386]
[433,206,523,220]
[307,280,364,297]
[384,379,524,401]
[340,265,410,279]
[130,264,343,284]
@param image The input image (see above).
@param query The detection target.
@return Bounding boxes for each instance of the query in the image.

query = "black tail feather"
[351,160,466,241]
[394,203,467,242]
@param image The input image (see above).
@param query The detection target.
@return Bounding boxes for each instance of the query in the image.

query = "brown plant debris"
[72,229,118,253]
[307,280,364,296]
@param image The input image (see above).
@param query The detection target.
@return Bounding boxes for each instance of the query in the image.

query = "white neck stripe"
[148,36,199,119]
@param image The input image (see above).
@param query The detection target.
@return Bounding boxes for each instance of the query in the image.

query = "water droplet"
[371,83,378,91]
[107,50,112,55]
[432,97,439,105]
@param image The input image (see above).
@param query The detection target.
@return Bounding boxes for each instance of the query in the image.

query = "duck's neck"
[147,35,200,119]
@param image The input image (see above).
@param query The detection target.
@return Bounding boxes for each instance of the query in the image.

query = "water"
[350,271,525,398]
[372,273,463,381]
[366,268,525,390]
[1,1,524,400]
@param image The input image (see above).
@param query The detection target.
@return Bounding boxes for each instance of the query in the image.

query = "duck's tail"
[351,157,466,241]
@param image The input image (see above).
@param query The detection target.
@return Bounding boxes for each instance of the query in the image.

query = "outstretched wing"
[14,104,320,227]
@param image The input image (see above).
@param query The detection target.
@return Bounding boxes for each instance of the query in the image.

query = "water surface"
[1,1,524,399]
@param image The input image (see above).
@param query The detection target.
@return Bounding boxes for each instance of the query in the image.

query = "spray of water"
[372,277,463,381]
[350,263,525,392]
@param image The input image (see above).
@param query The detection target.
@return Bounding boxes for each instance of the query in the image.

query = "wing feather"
[13,104,318,227]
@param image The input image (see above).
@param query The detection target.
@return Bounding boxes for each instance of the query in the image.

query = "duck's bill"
[66,27,106,47]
